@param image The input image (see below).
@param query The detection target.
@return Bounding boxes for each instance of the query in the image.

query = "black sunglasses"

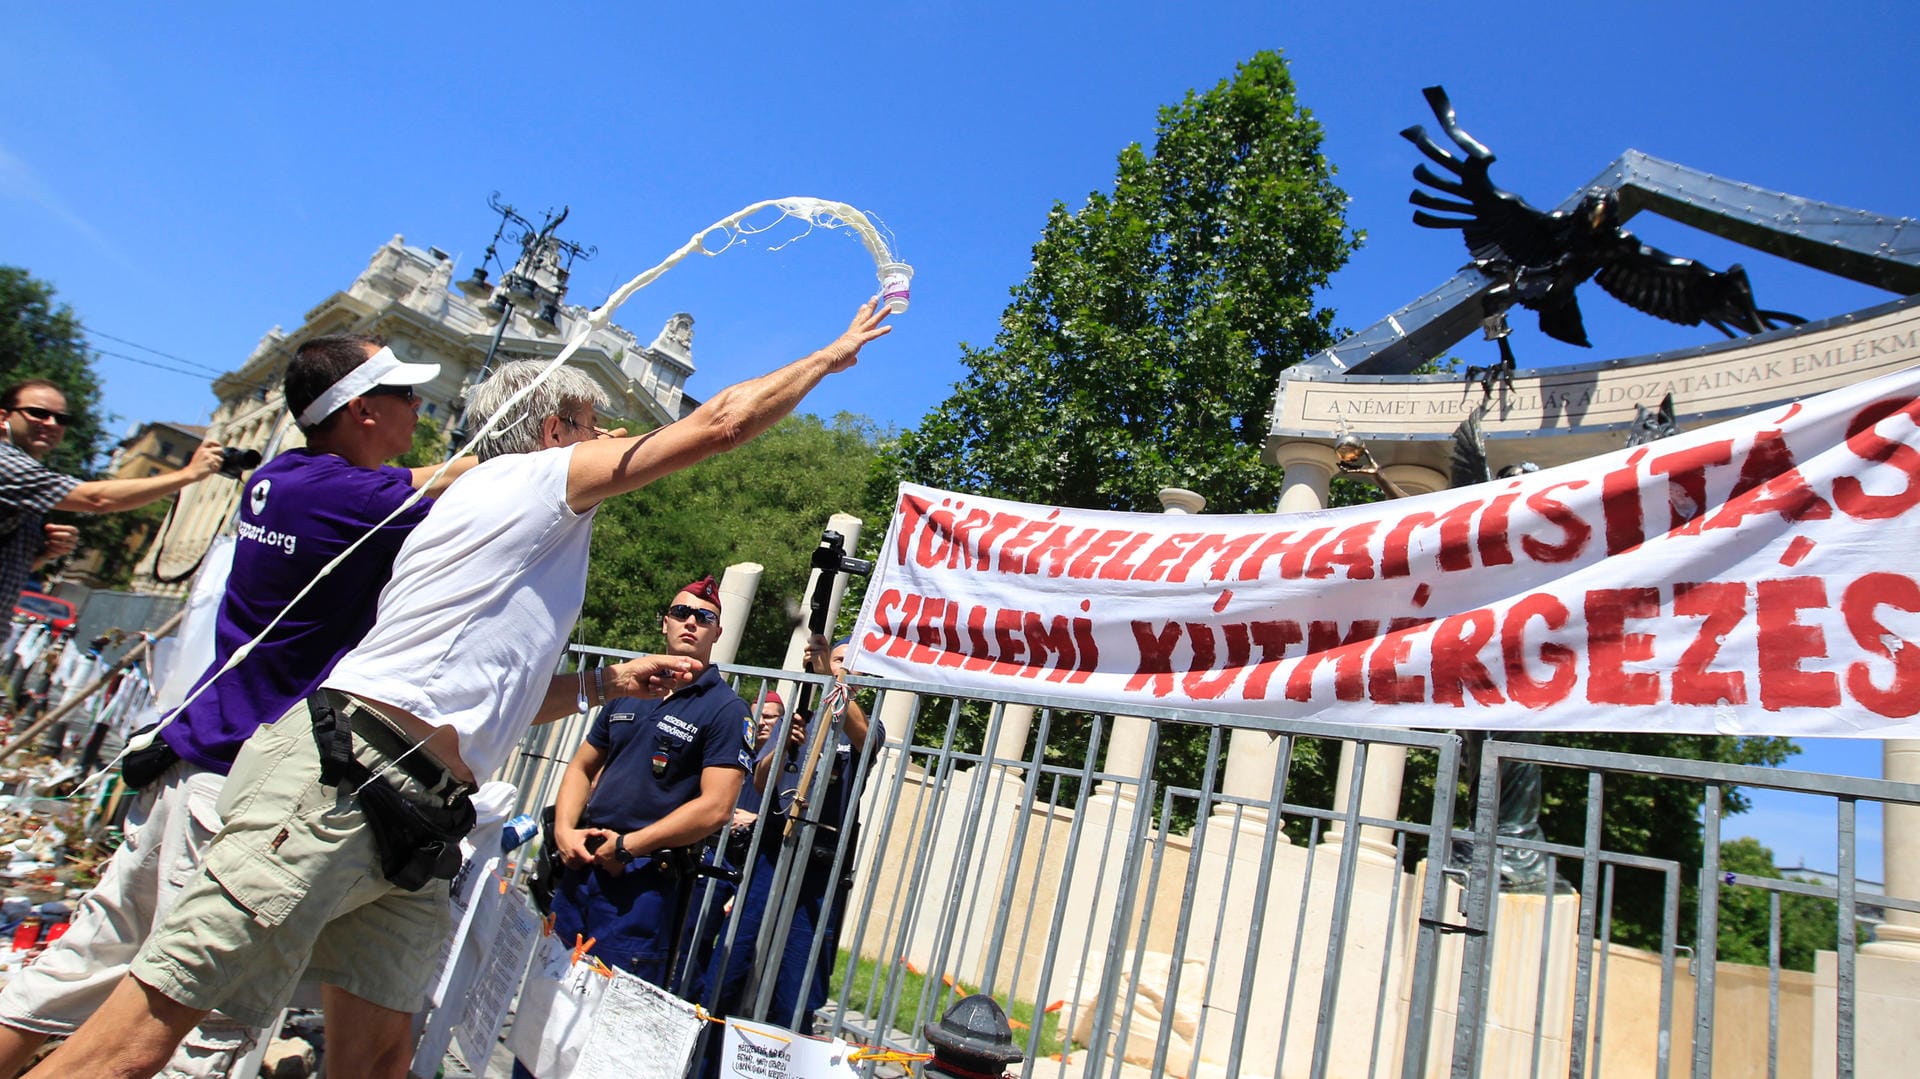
[664,604,720,626]
[9,405,74,426]
[363,384,418,404]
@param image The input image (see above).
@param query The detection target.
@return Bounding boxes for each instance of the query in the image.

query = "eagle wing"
[1402,86,1568,266]
[1592,239,1752,330]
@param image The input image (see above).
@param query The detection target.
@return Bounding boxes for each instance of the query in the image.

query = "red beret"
[680,574,722,614]
[761,690,784,708]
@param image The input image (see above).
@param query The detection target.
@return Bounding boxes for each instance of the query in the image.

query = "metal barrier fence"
[0,642,1796,1077]
[496,651,1918,1078]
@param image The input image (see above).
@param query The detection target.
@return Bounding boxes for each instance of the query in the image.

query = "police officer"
[545,576,753,986]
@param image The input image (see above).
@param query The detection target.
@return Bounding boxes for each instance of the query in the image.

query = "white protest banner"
[851,362,1920,737]
[718,1017,863,1079]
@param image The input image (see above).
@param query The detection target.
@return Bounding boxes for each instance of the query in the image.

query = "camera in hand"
[218,447,263,479]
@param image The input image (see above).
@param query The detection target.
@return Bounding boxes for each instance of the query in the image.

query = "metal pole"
[446,299,513,457]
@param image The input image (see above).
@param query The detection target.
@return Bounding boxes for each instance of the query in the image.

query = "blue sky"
[5,3,1914,877]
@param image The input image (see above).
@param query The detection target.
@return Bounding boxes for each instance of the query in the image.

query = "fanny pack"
[306,691,475,891]
[119,726,182,790]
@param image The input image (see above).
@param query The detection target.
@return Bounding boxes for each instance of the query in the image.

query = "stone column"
[1274,442,1338,515]
[991,704,1035,768]
[1322,462,1446,864]
[709,562,763,667]
[1866,739,1920,957]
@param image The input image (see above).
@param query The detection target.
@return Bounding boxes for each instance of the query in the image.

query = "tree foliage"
[580,413,885,667]
[1716,836,1844,971]
[893,51,1357,515]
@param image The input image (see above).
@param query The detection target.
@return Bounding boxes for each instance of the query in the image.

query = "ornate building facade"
[133,233,699,592]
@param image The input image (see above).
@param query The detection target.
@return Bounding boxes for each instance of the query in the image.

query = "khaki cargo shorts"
[132,704,452,1028]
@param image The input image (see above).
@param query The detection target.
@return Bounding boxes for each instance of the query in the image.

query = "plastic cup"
[878,262,913,314]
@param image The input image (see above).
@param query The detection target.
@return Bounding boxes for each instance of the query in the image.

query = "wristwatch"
[613,833,637,864]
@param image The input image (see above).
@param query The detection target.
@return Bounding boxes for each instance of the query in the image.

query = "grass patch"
[828,951,1076,1059]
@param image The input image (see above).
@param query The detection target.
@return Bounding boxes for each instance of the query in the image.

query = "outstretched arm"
[55,442,223,514]
[563,300,890,513]
[529,654,702,725]
[408,454,480,496]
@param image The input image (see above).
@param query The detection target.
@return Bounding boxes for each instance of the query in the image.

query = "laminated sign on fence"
[851,363,1920,737]
[718,1017,863,1079]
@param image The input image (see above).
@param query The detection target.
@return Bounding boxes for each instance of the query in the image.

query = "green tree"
[874,53,1358,830]
[580,412,885,667]
[397,415,448,469]
[893,51,1356,515]
[1715,836,1844,971]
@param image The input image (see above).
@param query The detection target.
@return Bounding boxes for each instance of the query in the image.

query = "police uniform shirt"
[582,664,752,834]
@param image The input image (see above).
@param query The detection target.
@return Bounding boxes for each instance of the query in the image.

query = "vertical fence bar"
[1449,735,1505,1078]
[1274,817,1321,1078]
[1835,798,1857,1079]
[916,701,1012,1026]
[977,705,1053,997]
[1229,737,1293,1079]
[1147,726,1224,1079]
[1400,735,1459,1079]
[1569,772,1606,1079]
[1528,854,1558,1079]
[1658,865,1679,1079]
[1592,863,1615,1078]
[1086,721,1161,1079]
[1767,891,1780,1079]
[1023,715,1108,1075]
[1310,740,1370,1079]
[1692,785,1724,1079]
[1366,835,1409,1079]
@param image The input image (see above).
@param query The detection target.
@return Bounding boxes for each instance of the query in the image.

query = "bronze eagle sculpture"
[1402,86,1803,393]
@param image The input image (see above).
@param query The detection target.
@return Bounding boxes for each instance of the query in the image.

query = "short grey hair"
[462,360,610,461]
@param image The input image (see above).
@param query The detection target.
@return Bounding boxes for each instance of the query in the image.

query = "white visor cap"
[296,346,441,428]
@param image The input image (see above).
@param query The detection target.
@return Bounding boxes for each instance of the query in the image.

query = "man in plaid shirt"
[0,378,224,611]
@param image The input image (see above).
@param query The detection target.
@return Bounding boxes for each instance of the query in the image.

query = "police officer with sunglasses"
[540,575,753,1006]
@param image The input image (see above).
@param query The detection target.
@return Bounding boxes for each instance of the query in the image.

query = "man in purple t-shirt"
[0,334,474,1077]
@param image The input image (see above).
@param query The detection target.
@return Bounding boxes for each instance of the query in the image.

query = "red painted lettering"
[1519,481,1591,564]
[1125,621,1182,696]
[1755,577,1839,709]
[1672,581,1748,705]
[1430,609,1501,706]
[1585,587,1661,705]
[1843,573,1920,718]
[1367,617,1431,704]
[1245,620,1304,699]
[1501,594,1576,708]
[1380,501,1481,579]
[1834,397,1920,520]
